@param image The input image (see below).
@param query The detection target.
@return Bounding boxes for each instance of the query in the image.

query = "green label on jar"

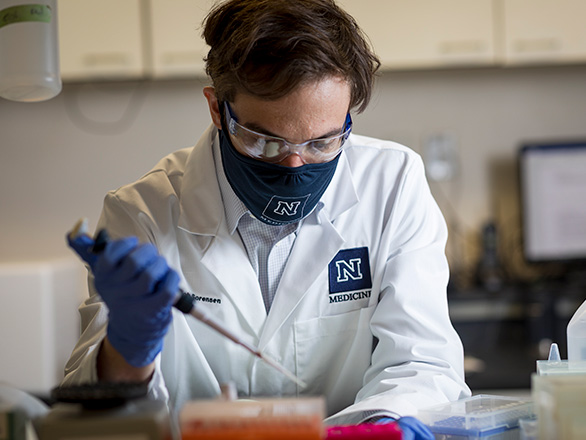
[0,4,52,29]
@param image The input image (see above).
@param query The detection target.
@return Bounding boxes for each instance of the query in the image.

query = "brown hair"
[202,0,380,113]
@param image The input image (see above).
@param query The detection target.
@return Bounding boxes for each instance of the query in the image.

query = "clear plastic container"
[0,0,61,102]
[536,359,586,376]
[567,299,586,361]
[418,395,533,440]
[532,373,586,440]
[519,417,537,440]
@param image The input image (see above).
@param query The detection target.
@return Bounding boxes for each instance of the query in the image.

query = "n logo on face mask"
[274,200,301,217]
[262,195,310,224]
[328,247,372,301]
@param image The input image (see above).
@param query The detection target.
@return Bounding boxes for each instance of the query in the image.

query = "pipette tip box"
[418,394,533,440]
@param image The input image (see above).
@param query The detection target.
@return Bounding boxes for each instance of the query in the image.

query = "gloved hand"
[374,416,434,440]
[68,232,179,368]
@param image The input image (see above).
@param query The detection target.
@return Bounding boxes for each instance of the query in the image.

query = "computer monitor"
[519,141,586,264]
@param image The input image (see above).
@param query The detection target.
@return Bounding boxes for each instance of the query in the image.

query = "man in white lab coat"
[64,0,470,434]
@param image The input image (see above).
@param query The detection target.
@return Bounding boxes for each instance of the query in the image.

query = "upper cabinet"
[502,0,586,65]
[148,0,215,78]
[338,0,497,69]
[57,0,586,82]
[58,0,145,81]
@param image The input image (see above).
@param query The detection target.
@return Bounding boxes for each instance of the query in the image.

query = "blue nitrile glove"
[375,416,434,440]
[68,232,99,267]
[68,233,179,368]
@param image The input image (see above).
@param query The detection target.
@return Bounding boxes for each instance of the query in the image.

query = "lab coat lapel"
[177,125,266,337]
[200,233,267,337]
[177,125,223,236]
[258,153,359,349]
[258,210,344,349]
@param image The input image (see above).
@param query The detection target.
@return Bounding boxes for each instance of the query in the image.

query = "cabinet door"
[148,0,215,78]
[58,0,145,81]
[338,0,497,70]
[502,0,586,65]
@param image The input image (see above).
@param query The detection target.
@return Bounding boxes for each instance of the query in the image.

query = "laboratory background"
[2,0,586,431]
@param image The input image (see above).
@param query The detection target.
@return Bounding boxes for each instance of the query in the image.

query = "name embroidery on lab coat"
[328,247,372,303]
[186,292,222,305]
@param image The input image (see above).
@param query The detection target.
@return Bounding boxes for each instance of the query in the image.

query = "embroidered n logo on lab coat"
[328,247,372,300]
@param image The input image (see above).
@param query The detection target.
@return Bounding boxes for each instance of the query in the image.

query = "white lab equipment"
[536,360,586,376]
[535,342,586,376]
[533,341,586,440]
[0,383,49,440]
[0,259,86,394]
[532,374,586,440]
[0,0,61,102]
[567,298,586,361]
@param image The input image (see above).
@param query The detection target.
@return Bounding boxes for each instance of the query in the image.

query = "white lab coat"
[62,125,470,424]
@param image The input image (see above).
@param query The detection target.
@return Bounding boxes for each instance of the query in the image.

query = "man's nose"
[277,153,306,168]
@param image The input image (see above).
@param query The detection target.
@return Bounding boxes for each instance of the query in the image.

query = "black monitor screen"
[519,141,586,263]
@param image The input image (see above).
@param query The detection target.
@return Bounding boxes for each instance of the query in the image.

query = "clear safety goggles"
[224,102,352,164]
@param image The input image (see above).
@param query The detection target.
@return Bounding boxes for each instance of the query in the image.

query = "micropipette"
[69,218,306,389]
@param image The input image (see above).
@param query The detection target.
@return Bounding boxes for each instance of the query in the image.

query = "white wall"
[0,77,210,262]
[1,66,586,275]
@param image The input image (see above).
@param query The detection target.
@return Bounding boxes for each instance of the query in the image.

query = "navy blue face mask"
[218,129,341,226]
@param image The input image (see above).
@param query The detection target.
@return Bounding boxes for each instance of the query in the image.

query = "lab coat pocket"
[294,305,375,399]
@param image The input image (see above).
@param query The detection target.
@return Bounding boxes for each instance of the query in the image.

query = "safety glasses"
[224,102,352,164]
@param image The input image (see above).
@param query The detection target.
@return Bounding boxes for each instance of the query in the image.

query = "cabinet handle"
[82,53,131,67]
[512,38,560,53]
[439,40,487,55]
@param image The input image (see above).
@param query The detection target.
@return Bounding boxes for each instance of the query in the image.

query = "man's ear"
[203,86,222,129]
